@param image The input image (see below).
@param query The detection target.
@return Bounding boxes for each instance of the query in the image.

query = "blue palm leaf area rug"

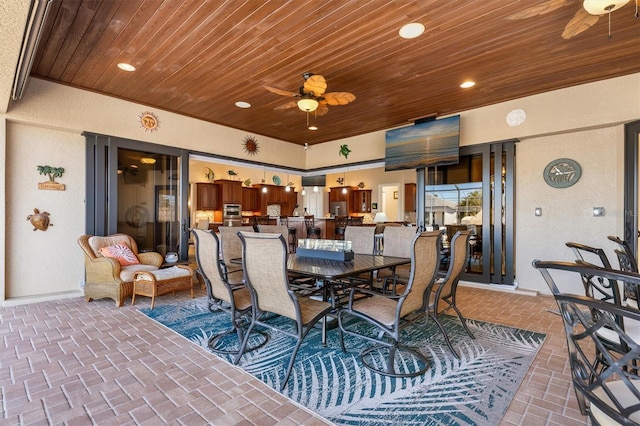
[141,297,545,426]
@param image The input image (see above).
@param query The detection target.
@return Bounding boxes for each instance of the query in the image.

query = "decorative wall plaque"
[139,111,159,132]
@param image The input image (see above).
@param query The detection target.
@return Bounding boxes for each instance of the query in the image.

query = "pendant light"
[262,170,267,193]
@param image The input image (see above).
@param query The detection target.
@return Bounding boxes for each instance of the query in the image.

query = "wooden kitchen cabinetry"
[351,189,372,213]
[405,183,417,212]
[196,183,219,210]
[217,179,242,204]
[254,185,298,215]
[329,186,354,203]
[242,187,258,211]
[329,187,371,214]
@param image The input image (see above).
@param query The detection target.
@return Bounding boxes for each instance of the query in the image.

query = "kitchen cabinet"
[405,183,417,212]
[351,190,372,213]
[255,185,297,215]
[242,187,258,211]
[196,183,219,210]
[329,186,353,202]
[284,189,298,216]
[217,179,242,204]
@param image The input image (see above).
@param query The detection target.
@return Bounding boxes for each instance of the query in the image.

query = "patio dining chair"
[565,241,622,304]
[236,231,335,391]
[375,225,418,291]
[425,230,474,359]
[608,235,640,307]
[191,229,267,355]
[218,226,253,278]
[338,231,442,377]
[533,260,640,424]
[563,241,640,360]
[336,225,376,289]
[257,224,290,244]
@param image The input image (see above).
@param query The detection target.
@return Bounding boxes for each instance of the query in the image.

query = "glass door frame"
[84,133,190,260]
[422,140,516,285]
[623,120,640,257]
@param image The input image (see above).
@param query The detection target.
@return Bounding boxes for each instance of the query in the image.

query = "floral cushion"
[99,244,140,266]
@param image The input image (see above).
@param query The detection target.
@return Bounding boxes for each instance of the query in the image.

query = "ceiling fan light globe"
[298,98,319,112]
[583,0,629,15]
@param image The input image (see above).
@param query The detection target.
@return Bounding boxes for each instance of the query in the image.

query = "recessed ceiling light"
[399,23,425,39]
[235,101,251,108]
[460,80,476,88]
[117,63,136,72]
[308,125,318,131]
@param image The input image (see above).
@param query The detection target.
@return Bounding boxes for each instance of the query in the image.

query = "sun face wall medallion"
[242,135,259,156]
[139,111,159,132]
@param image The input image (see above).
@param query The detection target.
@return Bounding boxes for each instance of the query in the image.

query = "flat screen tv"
[302,174,326,187]
[384,115,460,171]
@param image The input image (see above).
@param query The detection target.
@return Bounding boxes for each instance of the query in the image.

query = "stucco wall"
[9,78,307,169]
[305,74,640,169]
[2,73,639,303]
[516,126,623,295]
[6,122,85,299]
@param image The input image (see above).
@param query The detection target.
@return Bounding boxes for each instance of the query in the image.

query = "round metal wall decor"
[243,135,259,156]
[139,111,159,132]
[543,158,582,188]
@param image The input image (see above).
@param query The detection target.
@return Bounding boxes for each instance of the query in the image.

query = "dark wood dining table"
[287,253,411,344]
[286,253,410,280]
[231,252,411,344]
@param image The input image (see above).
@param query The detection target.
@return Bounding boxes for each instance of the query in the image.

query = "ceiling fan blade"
[322,92,356,106]
[562,7,600,39]
[506,0,572,19]
[264,85,298,97]
[315,104,329,116]
[303,74,328,96]
[274,100,299,110]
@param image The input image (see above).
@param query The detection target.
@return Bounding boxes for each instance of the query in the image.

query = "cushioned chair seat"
[78,233,163,307]
[119,264,162,282]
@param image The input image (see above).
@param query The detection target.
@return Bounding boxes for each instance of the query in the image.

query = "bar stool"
[252,215,269,231]
[304,215,321,239]
[334,215,348,240]
[280,215,297,252]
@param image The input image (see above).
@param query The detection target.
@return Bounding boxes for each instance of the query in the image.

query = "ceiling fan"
[264,73,356,116]
[507,0,637,39]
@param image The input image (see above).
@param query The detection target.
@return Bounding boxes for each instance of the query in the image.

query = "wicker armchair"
[78,234,163,307]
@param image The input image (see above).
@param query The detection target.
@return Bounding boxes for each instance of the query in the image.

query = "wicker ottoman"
[132,265,193,309]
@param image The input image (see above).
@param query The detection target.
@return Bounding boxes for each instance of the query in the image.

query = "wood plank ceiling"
[29,0,640,146]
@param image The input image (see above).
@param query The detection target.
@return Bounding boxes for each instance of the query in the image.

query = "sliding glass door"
[424,141,515,285]
[84,133,190,260]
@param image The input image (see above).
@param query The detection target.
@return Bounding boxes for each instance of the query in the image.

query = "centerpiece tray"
[296,239,355,261]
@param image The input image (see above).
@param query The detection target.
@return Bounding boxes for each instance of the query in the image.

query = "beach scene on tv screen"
[385,116,459,171]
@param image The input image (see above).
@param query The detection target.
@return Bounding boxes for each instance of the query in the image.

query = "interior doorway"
[378,184,400,221]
